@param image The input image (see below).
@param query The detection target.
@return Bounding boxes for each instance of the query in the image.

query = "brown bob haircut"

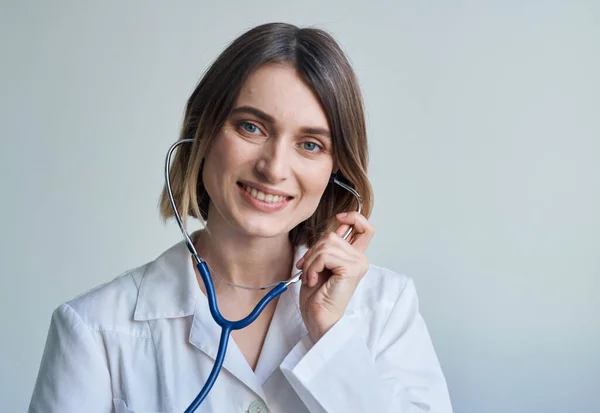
[159,22,373,247]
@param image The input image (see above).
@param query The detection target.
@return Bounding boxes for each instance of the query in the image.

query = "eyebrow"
[230,105,331,139]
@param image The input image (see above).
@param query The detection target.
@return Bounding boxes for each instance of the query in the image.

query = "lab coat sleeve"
[280,278,453,413]
[29,303,113,413]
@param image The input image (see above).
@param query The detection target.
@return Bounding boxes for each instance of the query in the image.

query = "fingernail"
[296,257,304,268]
[337,212,348,217]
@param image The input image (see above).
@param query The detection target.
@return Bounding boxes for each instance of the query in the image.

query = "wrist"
[307,317,339,343]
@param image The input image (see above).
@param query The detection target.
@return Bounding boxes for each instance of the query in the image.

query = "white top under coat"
[29,239,453,413]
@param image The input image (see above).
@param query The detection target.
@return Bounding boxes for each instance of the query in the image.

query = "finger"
[305,254,327,288]
[335,212,375,251]
[303,249,347,288]
[300,230,354,278]
[310,231,346,259]
[335,211,371,233]
[300,244,324,286]
[296,244,317,269]
[334,221,351,239]
[310,231,356,262]
[300,238,339,287]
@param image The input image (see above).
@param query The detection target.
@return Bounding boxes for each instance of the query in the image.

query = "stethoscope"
[165,138,362,412]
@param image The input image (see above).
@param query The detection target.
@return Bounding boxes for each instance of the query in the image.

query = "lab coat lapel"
[188,294,266,400]
[253,279,307,385]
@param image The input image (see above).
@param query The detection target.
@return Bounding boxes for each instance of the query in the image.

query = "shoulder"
[345,264,420,322]
[359,264,414,304]
[54,262,151,336]
[343,265,426,349]
[53,239,197,334]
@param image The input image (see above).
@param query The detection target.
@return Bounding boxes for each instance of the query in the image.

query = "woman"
[29,23,453,413]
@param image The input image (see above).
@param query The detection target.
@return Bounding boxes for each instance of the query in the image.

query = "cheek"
[201,138,229,199]
[203,133,243,177]
[300,163,333,202]
[295,169,332,222]
[215,129,257,169]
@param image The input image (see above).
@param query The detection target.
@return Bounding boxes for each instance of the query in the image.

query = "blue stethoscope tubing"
[164,139,362,412]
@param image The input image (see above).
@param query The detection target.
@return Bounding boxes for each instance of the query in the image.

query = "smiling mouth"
[237,183,291,204]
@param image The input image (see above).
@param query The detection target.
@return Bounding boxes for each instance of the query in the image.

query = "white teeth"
[243,185,286,203]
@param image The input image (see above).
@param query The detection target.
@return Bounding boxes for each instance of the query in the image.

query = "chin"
[236,216,295,240]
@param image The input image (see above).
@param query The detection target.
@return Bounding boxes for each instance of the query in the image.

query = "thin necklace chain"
[203,259,283,291]
[192,232,288,291]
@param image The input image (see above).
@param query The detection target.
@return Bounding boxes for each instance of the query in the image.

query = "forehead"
[234,63,329,130]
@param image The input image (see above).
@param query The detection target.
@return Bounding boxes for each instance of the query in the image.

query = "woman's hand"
[297,212,375,342]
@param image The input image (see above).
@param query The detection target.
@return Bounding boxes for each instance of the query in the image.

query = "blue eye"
[302,141,322,152]
[241,122,260,134]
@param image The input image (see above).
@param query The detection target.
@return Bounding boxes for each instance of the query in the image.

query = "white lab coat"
[29,239,453,413]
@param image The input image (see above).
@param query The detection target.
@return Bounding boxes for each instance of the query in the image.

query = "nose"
[254,137,290,183]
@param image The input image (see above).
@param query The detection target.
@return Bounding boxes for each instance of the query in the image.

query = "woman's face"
[202,63,334,240]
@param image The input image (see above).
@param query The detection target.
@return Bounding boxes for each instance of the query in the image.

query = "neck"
[193,221,294,291]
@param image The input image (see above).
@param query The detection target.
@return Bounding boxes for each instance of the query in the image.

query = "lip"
[236,183,292,213]
[237,180,294,198]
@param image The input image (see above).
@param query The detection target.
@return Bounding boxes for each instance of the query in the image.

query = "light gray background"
[1,1,599,412]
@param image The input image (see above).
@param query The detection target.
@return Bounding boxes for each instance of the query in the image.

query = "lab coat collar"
[133,238,200,321]
[132,234,308,325]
